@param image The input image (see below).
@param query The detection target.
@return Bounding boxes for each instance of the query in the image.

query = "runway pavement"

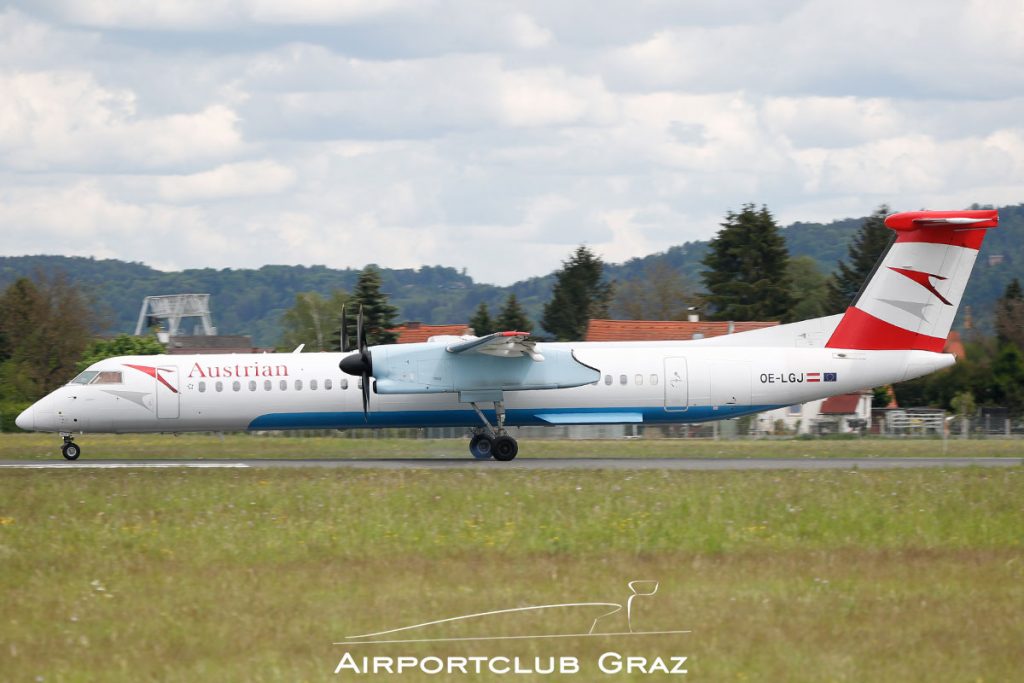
[0,457,1020,470]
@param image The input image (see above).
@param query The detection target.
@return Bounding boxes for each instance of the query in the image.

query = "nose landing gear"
[60,433,81,461]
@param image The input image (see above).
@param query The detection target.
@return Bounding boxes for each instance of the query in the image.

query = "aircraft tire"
[61,443,81,461]
[469,434,494,459]
[492,436,518,461]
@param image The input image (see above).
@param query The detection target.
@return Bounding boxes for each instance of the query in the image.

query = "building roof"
[819,393,863,415]
[585,319,779,342]
[392,322,472,344]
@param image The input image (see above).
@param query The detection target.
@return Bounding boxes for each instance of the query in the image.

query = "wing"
[446,331,544,361]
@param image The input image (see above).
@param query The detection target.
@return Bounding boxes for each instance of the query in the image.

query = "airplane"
[15,209,998,461]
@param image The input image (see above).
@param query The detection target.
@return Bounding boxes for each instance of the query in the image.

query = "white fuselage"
[17,341,953,434]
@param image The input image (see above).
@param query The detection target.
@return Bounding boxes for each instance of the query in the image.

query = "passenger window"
[264,380,272,391]
[310,379,318,390]
[341,379,349,390]
[215,381,223,392]
[91,371,123,384]
[279,380,287,391]
[619,374,627,385]
[295,379,303,390]
[232,381,240,392]
[198,381,206,393]
[325,379,333,390]
[604,375,612,386]
[248,380,256,391]
[650,374,658,385]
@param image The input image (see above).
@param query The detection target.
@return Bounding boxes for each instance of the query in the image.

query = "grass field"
[2,431,1024,460]
[1,466,1022,681]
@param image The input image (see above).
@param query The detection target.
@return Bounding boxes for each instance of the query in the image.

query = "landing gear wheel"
[61,442,81,461]
[469,434,494,460]
[492,435,518,461]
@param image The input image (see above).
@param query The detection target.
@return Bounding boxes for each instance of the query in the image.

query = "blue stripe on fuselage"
[246,405,783,431]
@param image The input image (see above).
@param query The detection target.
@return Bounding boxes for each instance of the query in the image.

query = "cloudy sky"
[2,1,1022,284]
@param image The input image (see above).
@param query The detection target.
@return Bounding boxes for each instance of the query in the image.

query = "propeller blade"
[340,304,350,352]
[361,375,370,420]
[357,305,367,353]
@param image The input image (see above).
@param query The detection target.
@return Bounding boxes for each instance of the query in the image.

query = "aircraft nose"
[16,405,34,431]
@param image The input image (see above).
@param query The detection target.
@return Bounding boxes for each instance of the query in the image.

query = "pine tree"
[351,266,398,345]
[541,246,613,341]
[468,302,495,336]
[826,205,893,313]
[701,204,794,321]
[495,294,531,332]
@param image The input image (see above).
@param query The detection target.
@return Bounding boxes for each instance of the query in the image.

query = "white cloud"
[31,0,418,29]
[0,70,242,171]
[157,160,296,202]
[2,1,1023,286]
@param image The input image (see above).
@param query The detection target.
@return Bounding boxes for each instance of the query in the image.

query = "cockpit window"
[70,371,98,385]
[90,371,123,385]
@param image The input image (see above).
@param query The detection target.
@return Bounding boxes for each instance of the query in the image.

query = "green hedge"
[0,401,31,433]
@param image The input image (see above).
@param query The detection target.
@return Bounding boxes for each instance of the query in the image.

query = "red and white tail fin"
[826,209,998,352]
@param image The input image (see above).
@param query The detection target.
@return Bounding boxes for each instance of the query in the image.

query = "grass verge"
[1,468,1021,681]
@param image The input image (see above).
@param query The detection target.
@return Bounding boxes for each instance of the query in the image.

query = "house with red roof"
[391,322,473,344]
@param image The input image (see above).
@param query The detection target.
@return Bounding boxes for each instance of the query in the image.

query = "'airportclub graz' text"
[334,652,688,676]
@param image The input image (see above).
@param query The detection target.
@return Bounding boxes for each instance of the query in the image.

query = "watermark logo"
[333,581,690,676]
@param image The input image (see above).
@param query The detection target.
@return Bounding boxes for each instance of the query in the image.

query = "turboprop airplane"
[16,209,998,461]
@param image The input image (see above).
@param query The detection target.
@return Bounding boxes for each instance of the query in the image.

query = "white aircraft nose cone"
[15,406,34,431]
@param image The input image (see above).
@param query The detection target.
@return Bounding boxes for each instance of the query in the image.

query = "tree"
[612,260,698,320]
[76,335,166,373]
[468,302,495,336]
[991,342,1024,416]
[351,265,399,345]
[826,205,893,313]
[279,290,349,352]
[541,246,614,340]
[950,390,977,438]
[701,204,794,321]
[0,274,97,402]
[495,294,532,332]
[787,256,831,321]
[995,278,1024,350]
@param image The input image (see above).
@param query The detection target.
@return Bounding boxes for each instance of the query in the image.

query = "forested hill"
[3,203,1021,346]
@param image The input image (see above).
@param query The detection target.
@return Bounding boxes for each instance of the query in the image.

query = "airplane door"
[664,357,687,412]
[155,366,180,419]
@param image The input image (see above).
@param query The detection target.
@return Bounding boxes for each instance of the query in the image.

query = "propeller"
[339,306,372,420]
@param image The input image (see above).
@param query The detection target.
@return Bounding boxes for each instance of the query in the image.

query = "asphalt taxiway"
[0,457,1020,470]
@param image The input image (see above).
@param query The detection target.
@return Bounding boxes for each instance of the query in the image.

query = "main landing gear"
[468,401,519,461]
[60,433,81,461]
